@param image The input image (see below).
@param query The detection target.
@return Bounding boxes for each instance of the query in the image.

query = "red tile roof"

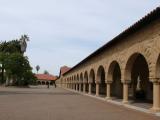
[35,74,57,81]
[60,66,71,76]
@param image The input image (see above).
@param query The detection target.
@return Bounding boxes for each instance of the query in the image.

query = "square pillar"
[96,83,99,97]
[151,81,160,112]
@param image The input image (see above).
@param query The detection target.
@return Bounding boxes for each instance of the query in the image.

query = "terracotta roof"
[59,66,71,76]
[64,7,160,75]
[35,74,57,81]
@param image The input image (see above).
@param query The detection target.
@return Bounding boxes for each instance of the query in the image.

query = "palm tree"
[20,34,29,42]
[36,65,40,74]
[19,34,29,53]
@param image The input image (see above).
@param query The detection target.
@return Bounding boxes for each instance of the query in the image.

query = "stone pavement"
[0,86,159,120]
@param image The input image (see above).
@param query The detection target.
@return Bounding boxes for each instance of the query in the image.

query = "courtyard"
[0,86,159,120]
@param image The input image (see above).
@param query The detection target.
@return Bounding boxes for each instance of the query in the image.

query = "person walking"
[54,81,57,88]
[47,82,50,89]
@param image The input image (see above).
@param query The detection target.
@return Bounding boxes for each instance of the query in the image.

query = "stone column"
[106,81,112,100]
[74,84,76,90]
[89,83,92,94]
[72,83,74,89]
[96,82,100,97]
[72,84,73,89]
[122,81,130,104]
[76,84,78,91]
[75,84,77,90]
[79,83,81,92]
[83,83,86,93]
[151,81,160,112]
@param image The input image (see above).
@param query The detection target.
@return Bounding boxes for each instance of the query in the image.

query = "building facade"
[57,66,71,86]
[36,74,57,85]
[58,7,160,112]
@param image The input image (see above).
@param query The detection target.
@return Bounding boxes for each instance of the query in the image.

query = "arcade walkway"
[0,86,159,120]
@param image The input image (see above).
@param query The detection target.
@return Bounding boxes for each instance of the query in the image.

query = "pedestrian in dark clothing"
[47,83,50,89]
[53,81,57,88]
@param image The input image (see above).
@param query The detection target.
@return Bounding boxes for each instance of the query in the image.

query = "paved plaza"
[0,86,159,120]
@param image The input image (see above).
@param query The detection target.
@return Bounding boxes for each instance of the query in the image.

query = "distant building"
[59,66,71,77]
[35,74,57,85]
[56,66,71,86]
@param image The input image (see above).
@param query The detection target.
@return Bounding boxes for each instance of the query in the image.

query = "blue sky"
[0,1,159,75]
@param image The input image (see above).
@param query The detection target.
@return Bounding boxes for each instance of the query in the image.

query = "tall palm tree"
[19,34,29,53]
[36,65,40,74]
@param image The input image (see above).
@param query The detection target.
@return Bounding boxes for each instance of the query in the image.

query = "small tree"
[0,40,21,84]
[0,35,35,86]
[4,53,36,86]
[44,70,49,74]
[36,65,40,73]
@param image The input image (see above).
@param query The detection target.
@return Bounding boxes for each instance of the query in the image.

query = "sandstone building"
[57,7,160,112]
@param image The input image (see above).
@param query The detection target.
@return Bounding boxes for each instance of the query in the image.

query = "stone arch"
[97,65,106,96]
[37,81,41,85]
[74,75,76,82]
[84,71,88,83]
[77,74,80,90]
[125,53,149,81]
[107,61,121,82]
[42,81,45,85]
[97,65,106,83]
[46,81,49,85]
[84,71,89,92]
[80,73,83,82]
[107,61,123,98]
[89,69,95,83]
[155,54,160,79]
[77,74,79,81]
[124,52,152,102]
[80,73,83,91]
[89,69,96,94]
[74,75,77,90]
